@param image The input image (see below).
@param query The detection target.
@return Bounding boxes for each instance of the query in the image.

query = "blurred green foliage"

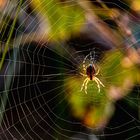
[31,0,85,40]
[64,49,140,128]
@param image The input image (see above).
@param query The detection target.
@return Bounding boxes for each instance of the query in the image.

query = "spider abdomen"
[86,65,96,80]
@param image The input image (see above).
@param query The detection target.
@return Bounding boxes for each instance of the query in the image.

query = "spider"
[80,51,105,94]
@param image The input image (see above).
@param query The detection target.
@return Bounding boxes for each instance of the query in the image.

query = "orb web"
[0,0,140,140]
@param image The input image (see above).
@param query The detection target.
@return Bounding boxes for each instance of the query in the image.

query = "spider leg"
[94,78,101,93]
[84,78,89,94]
[95,67,100,76]
[81,78,89,93]
[80,72,87,77]
[95,77,105,87]
[83,54,89,71]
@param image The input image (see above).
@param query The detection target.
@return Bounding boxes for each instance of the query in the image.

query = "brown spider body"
[80,52,105,94]
[86,65,95,80]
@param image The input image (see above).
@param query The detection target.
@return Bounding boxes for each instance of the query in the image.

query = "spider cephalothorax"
[80,51,105,94]
[86,64,95,80]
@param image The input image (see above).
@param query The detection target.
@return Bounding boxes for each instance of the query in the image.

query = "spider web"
[0,0,140,140]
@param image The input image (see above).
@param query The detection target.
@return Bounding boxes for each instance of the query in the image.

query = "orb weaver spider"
[80,51,105,94]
